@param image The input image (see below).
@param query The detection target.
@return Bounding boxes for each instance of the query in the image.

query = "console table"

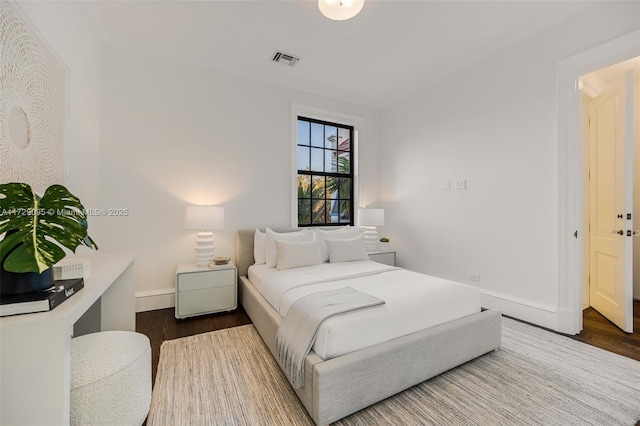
[0,252,135,425]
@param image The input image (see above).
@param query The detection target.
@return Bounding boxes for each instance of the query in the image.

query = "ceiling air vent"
[272,51,301,67]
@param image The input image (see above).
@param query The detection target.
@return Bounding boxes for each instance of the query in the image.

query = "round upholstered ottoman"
[70,331,151,426]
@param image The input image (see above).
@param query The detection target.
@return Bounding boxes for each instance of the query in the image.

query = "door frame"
[558,29,640,335]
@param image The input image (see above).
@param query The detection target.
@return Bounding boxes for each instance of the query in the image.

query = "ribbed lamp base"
[194,231,216,266]
[360,226,380,252]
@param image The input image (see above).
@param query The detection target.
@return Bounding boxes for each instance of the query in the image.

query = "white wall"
[379,2,640,330]
[99,46,380,310]
[16,1,103,242]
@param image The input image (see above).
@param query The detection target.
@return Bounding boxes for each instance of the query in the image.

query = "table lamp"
[184,206,225,266]
[357,208,384,252]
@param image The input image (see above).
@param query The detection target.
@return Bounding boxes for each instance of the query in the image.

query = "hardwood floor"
[136,301,640,385]
[568,300,640,362]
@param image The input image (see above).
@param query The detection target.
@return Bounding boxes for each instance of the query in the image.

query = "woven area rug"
[148,318,640,425]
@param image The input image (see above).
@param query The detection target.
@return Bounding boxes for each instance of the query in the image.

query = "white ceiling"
[88,1,591,109]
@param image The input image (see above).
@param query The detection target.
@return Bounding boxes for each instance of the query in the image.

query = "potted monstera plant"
[0,183,98,295]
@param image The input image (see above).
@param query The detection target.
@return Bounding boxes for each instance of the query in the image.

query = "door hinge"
[574,230,578,238]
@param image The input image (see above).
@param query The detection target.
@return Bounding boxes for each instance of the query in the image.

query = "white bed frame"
[236,229,502,425]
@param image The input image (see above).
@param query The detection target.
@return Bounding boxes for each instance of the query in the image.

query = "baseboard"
[481,290,558,331]
[135,288,175,312]
[556,308,580,335]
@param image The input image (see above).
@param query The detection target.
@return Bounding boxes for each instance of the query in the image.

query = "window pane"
[325,150,337,173]
[325,126,337,149]
[297,146,310,171]
[312,175,325,198]
[297,174,311,198]
[326,202,334,223]
[339,201,351,223]
[310,148,323,172]
[329,199,339,221]
[298,199,311,225]
[311,123,324,147]
[326,176,338,199]
[338,127,350,150]
[312,200,326,224]
[337,152,350,174]
[338,178,351,199]
[298,120,310,146]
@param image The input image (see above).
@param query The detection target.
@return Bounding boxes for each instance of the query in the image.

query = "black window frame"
[296,116,354,227]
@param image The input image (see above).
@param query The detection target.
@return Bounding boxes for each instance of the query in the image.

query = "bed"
[236,228,502,425]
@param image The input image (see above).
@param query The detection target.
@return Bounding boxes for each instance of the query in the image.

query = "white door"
[589,70,634,333]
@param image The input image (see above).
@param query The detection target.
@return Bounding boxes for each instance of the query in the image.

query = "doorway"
[581,56,640,333]
[557,29,640,336]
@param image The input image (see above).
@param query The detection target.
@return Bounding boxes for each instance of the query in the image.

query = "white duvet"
[248,261,481,360]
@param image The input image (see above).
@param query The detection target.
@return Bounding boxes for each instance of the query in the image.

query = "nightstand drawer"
[177,286,237,317]
[178,268,235,291]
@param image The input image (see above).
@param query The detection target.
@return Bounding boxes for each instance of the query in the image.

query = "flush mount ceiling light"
[318,0,365,21]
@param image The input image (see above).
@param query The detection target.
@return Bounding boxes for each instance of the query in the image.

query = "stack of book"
[0,278,84,317]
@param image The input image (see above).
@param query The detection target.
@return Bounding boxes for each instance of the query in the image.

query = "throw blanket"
[275,287,385,388]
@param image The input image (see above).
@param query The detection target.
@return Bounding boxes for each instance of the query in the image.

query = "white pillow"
[265,228,313,268]
[318,225,351,233]
[276,240,322,270]
[315,226,358,262]
[326,235,369,263]
[254,229,266,265]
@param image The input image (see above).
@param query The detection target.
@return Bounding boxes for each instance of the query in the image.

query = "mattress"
[248,261,481,360]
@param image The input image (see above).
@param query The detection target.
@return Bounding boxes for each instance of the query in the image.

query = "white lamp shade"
[318,0,365,21]
[357,208,384,226]
[184,206,225,231]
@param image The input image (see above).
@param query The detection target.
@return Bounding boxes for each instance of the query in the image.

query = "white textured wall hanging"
[0,1,67,195]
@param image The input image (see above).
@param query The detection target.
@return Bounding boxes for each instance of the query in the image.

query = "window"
[296,116,354,227]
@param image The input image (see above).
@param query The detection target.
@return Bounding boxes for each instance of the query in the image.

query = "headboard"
[235,228,299,278]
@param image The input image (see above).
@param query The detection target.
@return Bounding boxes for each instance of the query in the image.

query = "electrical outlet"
[455,179,467,190]
[442,181,451,190]
[469,273,480,282]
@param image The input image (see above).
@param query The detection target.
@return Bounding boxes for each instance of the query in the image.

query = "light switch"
[455,179,466,190]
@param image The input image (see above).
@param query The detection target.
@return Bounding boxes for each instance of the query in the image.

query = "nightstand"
[175,262,237,319]
[368,251,396,266]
